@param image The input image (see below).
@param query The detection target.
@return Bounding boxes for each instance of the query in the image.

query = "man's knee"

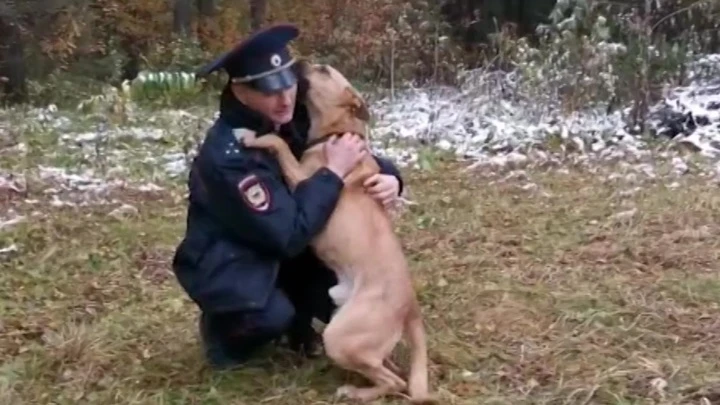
[200,290,296,369]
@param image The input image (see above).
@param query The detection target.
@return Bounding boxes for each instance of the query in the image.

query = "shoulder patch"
[238,174,271,212]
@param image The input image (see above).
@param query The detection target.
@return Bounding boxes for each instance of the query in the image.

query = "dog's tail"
[405,303,434,404]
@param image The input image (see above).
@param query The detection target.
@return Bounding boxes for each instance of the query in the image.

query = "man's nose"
[276,90,292,105]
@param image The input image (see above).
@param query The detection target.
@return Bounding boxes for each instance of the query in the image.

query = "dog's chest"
[328,273,354,307]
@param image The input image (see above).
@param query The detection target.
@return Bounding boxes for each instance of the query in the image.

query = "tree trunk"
[0,16,27,105]
[249,0,267,31]
[196,0,218,50]
[173,0,194,37]
[197,0,217,17]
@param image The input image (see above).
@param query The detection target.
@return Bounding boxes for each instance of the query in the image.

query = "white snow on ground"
[370,53,720,167]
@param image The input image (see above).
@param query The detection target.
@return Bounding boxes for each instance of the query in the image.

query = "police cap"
[196,23,300,93]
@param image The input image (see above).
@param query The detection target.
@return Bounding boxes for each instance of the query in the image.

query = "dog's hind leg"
[384,357,404,377]
[335,360,407,402]
[324,311,407,402]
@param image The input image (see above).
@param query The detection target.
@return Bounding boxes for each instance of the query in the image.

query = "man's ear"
[344,87,370,121]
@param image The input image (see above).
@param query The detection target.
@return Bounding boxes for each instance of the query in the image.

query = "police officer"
[171,23,405,369]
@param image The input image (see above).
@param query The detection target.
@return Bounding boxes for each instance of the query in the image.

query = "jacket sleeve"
[373,155,404,196]
[199,151,344,259]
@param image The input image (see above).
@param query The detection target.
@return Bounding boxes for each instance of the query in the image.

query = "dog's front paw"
[335,385,359,399]
[233,128,257,146]
[335,384,385,403]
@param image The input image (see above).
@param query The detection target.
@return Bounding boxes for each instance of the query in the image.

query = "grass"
[3,114,720,404]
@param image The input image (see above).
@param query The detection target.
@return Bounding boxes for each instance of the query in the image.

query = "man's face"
[232,82,297,126]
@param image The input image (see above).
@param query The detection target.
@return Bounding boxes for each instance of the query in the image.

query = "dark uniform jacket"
[172,88,404,314]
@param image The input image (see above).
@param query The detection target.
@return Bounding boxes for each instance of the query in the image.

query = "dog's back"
[312,154,408,282]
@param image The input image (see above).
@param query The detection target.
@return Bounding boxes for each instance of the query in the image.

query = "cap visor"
[251,68,298,93]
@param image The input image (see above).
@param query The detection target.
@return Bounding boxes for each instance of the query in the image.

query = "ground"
[3,105,720,404]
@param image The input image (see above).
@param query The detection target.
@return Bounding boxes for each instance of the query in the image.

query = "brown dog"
[238,61,434,404]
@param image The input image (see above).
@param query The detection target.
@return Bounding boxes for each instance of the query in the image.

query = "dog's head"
[296,60,370,142]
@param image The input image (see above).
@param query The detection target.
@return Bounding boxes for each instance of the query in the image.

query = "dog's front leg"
[240,131,310,191]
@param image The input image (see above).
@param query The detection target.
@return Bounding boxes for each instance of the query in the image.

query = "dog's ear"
[344,86,370,121]
[355,100,371,122]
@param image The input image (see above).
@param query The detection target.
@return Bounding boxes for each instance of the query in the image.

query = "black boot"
[285,310,323,358]
[198,313,251,370]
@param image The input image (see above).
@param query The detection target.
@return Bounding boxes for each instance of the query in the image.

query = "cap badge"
[270,54,282,67]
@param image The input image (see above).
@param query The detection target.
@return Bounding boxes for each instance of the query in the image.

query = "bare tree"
[173,0,193,37]
[0,0,75,104]
[0,2,27,104]
[197,0,216,17]
[249,0,267,31]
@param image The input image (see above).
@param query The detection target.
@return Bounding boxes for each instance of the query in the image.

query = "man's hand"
[324,133,368,179]
[364,173,400,208]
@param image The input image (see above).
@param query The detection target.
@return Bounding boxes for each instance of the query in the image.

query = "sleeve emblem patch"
[238,174,271,212]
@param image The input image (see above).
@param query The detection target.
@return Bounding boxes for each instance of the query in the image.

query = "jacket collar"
[218,85,309,158]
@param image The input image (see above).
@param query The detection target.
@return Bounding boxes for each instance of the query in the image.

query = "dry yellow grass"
[2,154,720,404]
